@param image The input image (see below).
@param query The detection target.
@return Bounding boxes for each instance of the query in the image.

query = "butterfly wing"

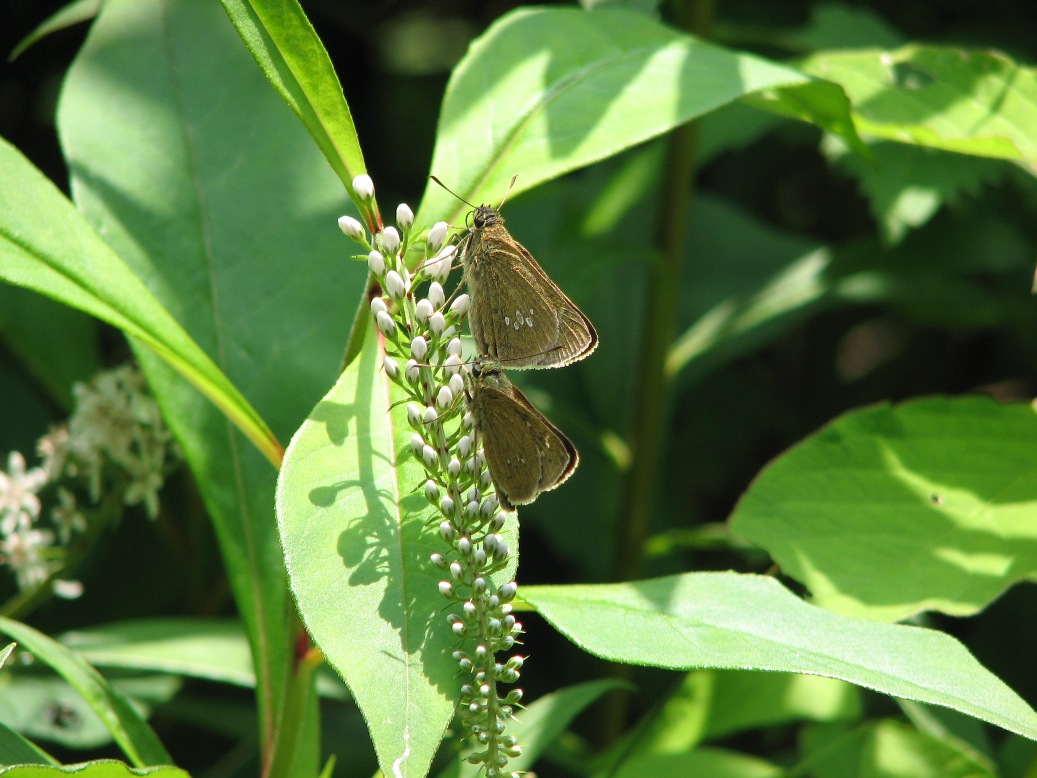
[472,377,578,509]
[465,226,597,369]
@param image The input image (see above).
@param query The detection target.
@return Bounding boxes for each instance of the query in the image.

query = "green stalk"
[602,0,714,743]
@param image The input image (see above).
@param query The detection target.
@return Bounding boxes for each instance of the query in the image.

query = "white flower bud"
[367,250,385,276]
[352,174,374,200]
[415,298,434,322]
[458,436,472,457]
[444,354,462,376]
[439,521,454,541]
[447,337,463,356]
[407,402,422,427]
[463,601,477,618]
[423,406,438,424]
[452,622,466,636]
[427,221,448,252]
[458,537,472,556]
[427,282,445,307]
[381,227,401,255]
[472,549,487,566]
[430,552,446,568]
[411,336,428,361]
[449,373,465,396]
[450,294,470,315]
[437,385,454,409]
[422,445,437,467]
[429,311,446,335]
[396,203,414,230]
[405,359,420,384]
[438,581,453,597]
[498,582,517,601]
[468,487,480,504]
[426,243,456,282]
[384,270,405,299]
[490,513,506,531]
[425,480,439,502]
[410,433,425,456]
[484,534,499,554]
[494,541,510,561]
[448,457,461,477]
[440,496,455,515]
[383,356,399,379]
[450,563,463,580]
[375,310,395,336]
[370,297,387,315]
[466,500,480,517]
[480,497,496,517]
[337,215,364,241]
[463,410,474,429]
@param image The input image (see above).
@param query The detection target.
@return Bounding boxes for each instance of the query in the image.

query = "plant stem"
[602,0,713,743]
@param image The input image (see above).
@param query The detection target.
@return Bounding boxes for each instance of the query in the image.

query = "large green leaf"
[416,6,859,227]
[218,0,368,201]
[521,572,1037,740]
[801,719,996,778]
[276,325,518,778]
[0,618,170,767]
[730,396,1037,621]
[60,620,254,688]
[800,46,1037,164]
[0,764,189,777]
[55,0,361,765]
[0,138,278,464]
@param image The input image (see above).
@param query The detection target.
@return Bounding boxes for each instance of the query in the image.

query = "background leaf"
[0,138,278,464]
[55,0,362,763]
[800,46,1037,163]
[218,0,368,199]
[416,6,859,227]
[521,572,1037,740]
[730,396,1037,621]
[0,617,170,767]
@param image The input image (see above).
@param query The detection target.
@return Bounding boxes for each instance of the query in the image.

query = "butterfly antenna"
[429,175,477,210]
[497,175,518,210]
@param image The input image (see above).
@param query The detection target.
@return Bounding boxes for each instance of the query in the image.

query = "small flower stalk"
[0,365,181,596]
[339,177,525,776]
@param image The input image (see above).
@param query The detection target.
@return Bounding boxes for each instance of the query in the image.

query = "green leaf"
[520,572,1037,740]
[55,0,362,768]
[7,0,101,62]
[417,6,859,226]
[0,286,99,409]
[0,618,170,767]
[0,720,57,766]
[218,0,368,199]
[0,763,190,777]
[277,325,518,777]
[608,747,782,778]
[0,673,180,751]
[826,138,1006,244]
[729,396,1037,621]
[0,137,279,466]
[630,670,859,752]
[801,719,996,778]
[59,620,254,688]
[800,46,1037,163]
[666,196,832,382]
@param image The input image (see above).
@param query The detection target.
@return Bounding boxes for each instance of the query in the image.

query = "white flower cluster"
[0,365,180,593]
[339,174,524,776]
